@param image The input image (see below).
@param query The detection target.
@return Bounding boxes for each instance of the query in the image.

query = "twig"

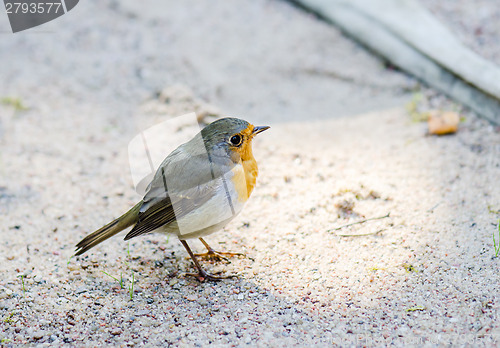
[427,202,441,213]
[327,213,390,232]
[336,229,385,237]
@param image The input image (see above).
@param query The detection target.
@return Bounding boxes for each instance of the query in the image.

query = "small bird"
[75,117,269,281]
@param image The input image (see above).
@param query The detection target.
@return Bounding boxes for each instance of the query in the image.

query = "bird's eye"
[230,134,243,146]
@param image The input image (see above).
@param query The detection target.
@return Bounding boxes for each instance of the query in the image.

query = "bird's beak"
[252,125,270,135]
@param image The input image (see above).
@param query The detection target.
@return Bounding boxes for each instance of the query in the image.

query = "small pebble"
[32,330,46,340]
[111,328,122,335]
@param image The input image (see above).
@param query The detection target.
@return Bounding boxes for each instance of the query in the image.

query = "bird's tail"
[74,201,142,256]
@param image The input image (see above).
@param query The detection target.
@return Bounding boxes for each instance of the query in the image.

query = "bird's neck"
[242,155,258,198]
[232,143,258,201]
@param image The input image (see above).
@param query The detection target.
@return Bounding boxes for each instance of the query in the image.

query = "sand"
[0,0,499,346]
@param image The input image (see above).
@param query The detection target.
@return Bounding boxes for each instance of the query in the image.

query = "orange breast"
[230,124,260,202]
[242,157,258,198]
[231,157,258,203]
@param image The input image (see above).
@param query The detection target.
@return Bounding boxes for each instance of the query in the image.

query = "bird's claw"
[194,250,245,263]
[184,270,238,282]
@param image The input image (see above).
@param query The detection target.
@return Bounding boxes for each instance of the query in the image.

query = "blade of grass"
[1,97,28,111]
[129,273,135,300]
[3,312,14,324]
[101,271,125,289]
[494,219,500,257]
[17,275,25,297]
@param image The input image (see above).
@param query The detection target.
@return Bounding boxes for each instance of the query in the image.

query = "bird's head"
[200,118,269,163]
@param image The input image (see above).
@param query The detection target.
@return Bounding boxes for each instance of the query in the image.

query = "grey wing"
[125,146,231,240]
[140,144,220,210]
[124,182,217,240]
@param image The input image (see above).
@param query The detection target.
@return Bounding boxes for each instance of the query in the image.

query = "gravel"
[0,0,499,346]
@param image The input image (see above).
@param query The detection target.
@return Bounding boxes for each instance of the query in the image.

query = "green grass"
[100,242,136,299]
[17,275,25,297]
[494,219,500,258]
[1,97,28,111]
[129,273,135,301]
[101,271,125,289]
[405,92,429,122]
[127,242,136,300]
[368,266,386,272]
[3,312,14,324]
[406,306,426,312]
[487,205,500,214]
[403,263,418,273]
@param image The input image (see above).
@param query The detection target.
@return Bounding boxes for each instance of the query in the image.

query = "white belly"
[158,164,247,239]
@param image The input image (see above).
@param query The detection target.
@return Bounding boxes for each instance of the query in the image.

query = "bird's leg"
[180,240,237,282]
[194,238,245,263]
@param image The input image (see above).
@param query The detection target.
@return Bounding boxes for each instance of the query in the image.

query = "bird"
[75,117,269,281]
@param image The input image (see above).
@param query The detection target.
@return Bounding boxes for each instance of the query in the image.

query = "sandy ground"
[0,0,499,346]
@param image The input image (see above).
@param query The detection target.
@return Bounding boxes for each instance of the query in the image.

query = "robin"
[75,117,269,281]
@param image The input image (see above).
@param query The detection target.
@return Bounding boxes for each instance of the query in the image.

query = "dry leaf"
[428,111,460,135]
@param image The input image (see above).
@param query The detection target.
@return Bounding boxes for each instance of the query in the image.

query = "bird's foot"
[194,249,245,263]
[185,269,238,282]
